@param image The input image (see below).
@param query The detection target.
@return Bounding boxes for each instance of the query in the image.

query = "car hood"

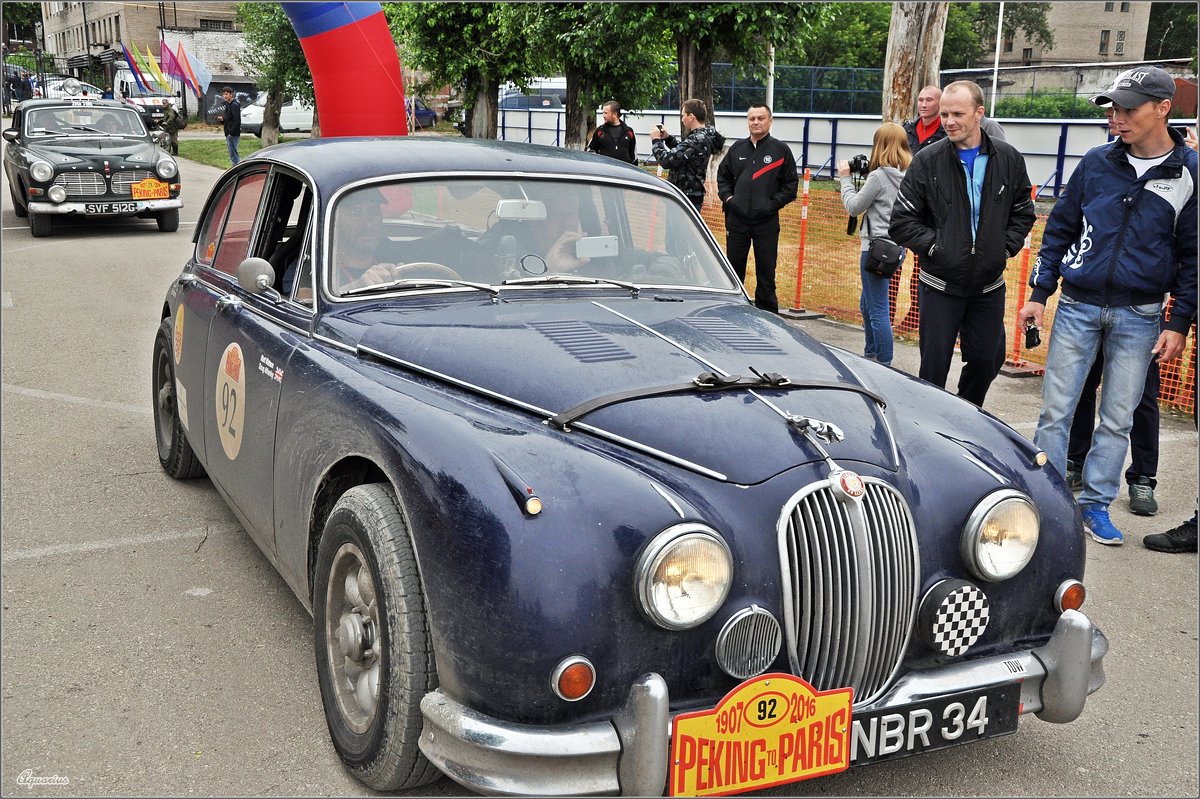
[24,137,161,165]
[350,296,895,484]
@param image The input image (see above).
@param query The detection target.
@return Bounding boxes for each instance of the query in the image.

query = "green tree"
[1,2,41,42]
[942,2,1054,69]
[655,4,806,131]
[510,3,674,149]
[385,3,546,139]
[776,3,892,69]
[235,3,314,144]
[1148,2,1198,66]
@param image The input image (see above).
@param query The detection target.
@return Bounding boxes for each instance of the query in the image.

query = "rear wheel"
[157,208,180,232]
[152,317,205,479]
[29,210,51,237]
[314,484,439,791]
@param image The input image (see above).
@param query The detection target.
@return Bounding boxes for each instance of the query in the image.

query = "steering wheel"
[390,262,463,281]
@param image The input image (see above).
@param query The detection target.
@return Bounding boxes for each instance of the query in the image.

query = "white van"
[112,62,176,128]
[241,94,314,137]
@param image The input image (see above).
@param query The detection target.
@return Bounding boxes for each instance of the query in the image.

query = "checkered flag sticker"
[930,584,990,657]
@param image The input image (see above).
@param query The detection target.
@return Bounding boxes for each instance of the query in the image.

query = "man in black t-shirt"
[587,101,637,164]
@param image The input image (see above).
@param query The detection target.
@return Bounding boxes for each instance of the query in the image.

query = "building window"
[199,18,235,31]
[1115,30,1126,55]
[1104,1,1114,9]
[1022,47,1034,66]
[1003,35,1014,53]
[1099,29,1110,54]
[1120,1,1130,10]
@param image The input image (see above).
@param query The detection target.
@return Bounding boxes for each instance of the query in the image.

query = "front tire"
[10,179,28,217]
[314,484,439,791]
[157,208,180,232]
[29,210,50,237]
[152,318,205,478]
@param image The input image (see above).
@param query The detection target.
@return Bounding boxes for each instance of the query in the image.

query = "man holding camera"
[649,98,725,212]
[889,80,1034,408]
[717,103,798,313]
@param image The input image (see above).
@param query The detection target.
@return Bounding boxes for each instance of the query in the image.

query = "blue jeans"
[859,250,897,365]
[226,135,240,165]
[1033,295,1163,509]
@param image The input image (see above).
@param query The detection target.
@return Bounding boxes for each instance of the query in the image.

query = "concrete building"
[992,1,1152,66]
[38,1,239,77]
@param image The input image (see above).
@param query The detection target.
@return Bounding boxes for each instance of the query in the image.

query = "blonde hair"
[869,121,912,172]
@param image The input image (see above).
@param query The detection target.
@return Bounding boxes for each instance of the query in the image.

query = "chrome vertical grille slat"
[52,172,106,196]
[780,477,919,707]
[111,170,155,195]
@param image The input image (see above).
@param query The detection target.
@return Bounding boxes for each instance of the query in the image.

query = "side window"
[195,181,235,266]
[211,172,269,276]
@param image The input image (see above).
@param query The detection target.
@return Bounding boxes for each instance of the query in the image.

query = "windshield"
[24,106,147,138]
[327,178,738,297]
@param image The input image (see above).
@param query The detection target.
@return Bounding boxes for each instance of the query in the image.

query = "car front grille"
[52,172,106,196]
[111,170,155,196]
[779,477,919,707]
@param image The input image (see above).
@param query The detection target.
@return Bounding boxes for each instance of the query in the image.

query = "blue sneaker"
[1081,505,1124,546]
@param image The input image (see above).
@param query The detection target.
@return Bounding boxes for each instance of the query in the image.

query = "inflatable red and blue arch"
[281,2,408,136]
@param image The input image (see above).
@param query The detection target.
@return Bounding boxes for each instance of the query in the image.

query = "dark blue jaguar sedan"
[153,136,1107,796]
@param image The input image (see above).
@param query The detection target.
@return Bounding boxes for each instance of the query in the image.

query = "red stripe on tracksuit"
[752,159,785,180]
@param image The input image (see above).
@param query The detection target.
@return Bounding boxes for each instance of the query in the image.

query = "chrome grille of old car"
[52,172,106,196]
[779,478,919,707]
[111,170,155,195]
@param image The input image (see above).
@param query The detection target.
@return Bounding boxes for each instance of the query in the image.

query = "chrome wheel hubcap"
[325,543,381,734]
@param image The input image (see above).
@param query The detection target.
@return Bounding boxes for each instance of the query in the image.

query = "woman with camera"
[837,122,912,367]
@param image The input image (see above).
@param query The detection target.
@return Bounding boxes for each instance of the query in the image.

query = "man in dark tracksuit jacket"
[587,101,637,164]
[890,81,1035,408]
[717,103,798,313]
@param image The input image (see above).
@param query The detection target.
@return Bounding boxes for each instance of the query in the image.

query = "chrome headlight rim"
[29,159,54,183]
[960,489,1040,582]
[635,523,732,631]
[155,158,178,180]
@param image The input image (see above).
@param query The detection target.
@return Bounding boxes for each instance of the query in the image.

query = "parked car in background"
[152,135,1107,797]
[3,98,181,237]
[40,77,105,99]
[499,90,564,110]
[242,94,437,137]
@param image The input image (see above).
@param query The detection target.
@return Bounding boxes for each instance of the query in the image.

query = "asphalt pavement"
[1,143,1196,798]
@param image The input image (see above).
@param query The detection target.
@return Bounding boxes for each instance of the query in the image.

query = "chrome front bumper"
[419,610,1107,796]
[28,198,182,215]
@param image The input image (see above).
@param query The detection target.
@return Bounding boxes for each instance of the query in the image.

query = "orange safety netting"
[692,176,1196,416]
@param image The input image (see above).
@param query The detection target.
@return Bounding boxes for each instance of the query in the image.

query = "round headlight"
[156,158,178,179]
[960,490,1039,582]
[29,160,54,183]
[47,185,66,203]
[635,525,732,630]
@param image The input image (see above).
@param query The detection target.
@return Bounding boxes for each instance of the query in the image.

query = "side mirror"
[236,257,282,302]
[2,129,19,143]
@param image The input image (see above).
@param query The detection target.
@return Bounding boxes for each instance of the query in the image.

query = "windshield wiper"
[342,277,500,299]
[63,124,113,135]
[502,274,641,298]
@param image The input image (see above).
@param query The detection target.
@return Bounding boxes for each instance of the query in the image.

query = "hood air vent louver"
[685,317,787,355]
[527,320,636,364]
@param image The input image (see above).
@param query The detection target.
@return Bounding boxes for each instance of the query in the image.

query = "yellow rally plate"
[669,673,853,797]
[131,178,169,200]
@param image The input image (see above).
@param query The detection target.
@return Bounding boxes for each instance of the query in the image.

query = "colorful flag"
[144,44,172,93]
[172,43,202,100]
[160,43,197,99]
[130,46,157,91]
[179,44,212,98]
[121,43,148,93]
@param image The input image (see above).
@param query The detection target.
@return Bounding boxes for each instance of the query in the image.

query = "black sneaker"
[1128,477,1158,516]
[1143,518,1198,553]
[1065,461,1083,492]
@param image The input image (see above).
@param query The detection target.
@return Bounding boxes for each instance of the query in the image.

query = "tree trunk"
[883,2,949,124]
[262,83,283,147]
[677,35,715,135]
[467,76,499,140]
[563,70,594,150]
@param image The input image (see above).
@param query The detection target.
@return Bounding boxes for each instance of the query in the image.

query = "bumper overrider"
[419,610,1107,796]
[28,198,182,215]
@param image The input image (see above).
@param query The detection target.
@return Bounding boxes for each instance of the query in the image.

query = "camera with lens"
[848,153,870,179]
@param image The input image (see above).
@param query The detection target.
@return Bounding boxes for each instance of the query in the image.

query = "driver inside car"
[330,188,401,293]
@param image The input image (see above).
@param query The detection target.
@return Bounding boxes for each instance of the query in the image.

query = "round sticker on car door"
[215,342,246,460]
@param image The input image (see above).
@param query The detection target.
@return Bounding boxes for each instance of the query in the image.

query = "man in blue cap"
[1018,66,1197,548]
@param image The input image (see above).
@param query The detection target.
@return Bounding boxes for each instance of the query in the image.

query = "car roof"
[17,98,134,111]
[245,136,654,190]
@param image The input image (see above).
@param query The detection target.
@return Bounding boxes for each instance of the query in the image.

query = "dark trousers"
[1068,352,1160,485]
[917,282,1007,407]
[725,213,781,312]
